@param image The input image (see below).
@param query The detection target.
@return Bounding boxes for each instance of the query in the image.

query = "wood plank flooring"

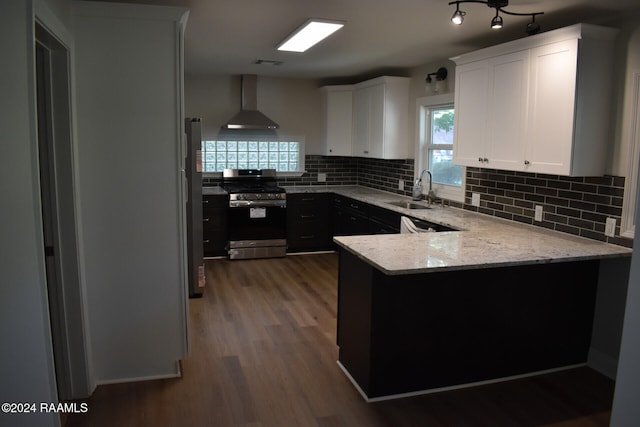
[65,253,615,427]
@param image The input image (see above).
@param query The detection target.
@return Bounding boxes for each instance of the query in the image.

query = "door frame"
[34,5,92,399]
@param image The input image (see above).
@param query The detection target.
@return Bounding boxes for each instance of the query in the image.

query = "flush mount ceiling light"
[448,1,543,35]
[277,19,345,52]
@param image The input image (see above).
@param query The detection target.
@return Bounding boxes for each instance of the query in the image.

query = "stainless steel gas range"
[221,169,287,260]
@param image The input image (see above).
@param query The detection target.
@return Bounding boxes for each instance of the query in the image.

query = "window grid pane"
[201,137,303,173]
[428,108,462,187]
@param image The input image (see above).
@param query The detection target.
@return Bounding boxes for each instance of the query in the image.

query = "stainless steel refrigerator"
[185,118,205,297]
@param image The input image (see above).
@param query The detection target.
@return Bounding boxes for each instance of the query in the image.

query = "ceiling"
[87,0,640,81]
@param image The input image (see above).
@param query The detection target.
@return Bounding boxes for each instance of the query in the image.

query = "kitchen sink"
[386,201,431,210]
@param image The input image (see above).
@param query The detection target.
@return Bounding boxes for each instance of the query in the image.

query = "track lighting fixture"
[448,1,544,35]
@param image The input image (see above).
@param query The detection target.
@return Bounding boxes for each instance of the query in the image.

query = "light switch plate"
[398,179,404,190]
[534,205,543,222]
[318,172,327,182]
[605,217,616,237]
[471,193,480,207]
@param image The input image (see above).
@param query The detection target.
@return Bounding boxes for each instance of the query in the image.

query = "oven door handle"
[229,200,287,208]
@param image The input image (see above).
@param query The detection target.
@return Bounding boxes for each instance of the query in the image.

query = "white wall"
[0,0,66,426]
[610,17,640,427]
[185,74,325,153]
[73,2,189,383]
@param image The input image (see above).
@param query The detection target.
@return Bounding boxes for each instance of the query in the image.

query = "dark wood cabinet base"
[337,249,599,399]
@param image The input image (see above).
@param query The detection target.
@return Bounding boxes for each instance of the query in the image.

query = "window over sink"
[201,136,305,174]
[416,93,465,203]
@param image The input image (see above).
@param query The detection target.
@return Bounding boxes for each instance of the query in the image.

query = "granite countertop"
[285,185,632,275]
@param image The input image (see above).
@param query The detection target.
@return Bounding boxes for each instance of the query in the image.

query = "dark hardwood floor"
[66,253,615,427]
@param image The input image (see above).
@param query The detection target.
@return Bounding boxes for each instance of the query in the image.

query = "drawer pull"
[203,239,210,243]
[300,214,316,219]
[203,200,209,204]
[203,218,210,222]
[300,235,316,239]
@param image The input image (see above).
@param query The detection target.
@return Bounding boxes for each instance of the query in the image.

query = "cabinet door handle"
[203,239,210,243]
[203,200,209,204]
[349,204,359,209]
[478,157,483,162]
[483,158,488,163]
[203,218,210,222]
[524,160,530,165]
[300,235,316,239]
[364,150,369,154]
[300,214,316,219]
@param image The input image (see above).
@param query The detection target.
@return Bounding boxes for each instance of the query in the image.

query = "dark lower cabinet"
[333,195,402,238]
[203,194,228,257]
[288,192,454,253]
[286,193,332,252]
[337,249,600,399]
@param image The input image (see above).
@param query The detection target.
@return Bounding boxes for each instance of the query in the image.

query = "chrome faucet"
[413,169,434,202]
[413,169,438,205]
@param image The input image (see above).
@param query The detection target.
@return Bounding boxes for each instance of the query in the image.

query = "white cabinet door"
[486,50,529,171]
[323,86,353,156]
[453,60,489,167]
[525,39,578,175]
[352,76,410,159]
[454,51,529,170]
[353,86,371,156]
[368,83,386,158]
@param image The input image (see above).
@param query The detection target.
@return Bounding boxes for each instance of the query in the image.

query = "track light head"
[526,16,541,35]
[491,12,503,30]
[451,4,465,25]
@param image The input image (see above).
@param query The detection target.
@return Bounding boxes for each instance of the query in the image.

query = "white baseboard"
[95,361,182,386]
[337,360,587,403]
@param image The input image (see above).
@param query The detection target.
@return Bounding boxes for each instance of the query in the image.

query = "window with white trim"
[416,94,465,202]
[201,136,305,174]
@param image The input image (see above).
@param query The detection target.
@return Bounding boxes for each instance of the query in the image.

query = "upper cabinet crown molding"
[450,23,618,65]
[452,23,619,176]
[72,0,189,22]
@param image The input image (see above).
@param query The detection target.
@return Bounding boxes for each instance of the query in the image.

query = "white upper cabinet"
[525,39,579,175]
[352,76,410,159]
[454,51,529,171]
[452,24,618,176]
[321,85,353,156]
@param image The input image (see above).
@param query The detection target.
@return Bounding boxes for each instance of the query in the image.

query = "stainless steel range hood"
[223,75,279,130]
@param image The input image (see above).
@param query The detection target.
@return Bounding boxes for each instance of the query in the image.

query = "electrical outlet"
[317,172,326,182]
[471,193,481,207]
[534,205,543,222]
[398,179,404,190]
[605,217,617,237]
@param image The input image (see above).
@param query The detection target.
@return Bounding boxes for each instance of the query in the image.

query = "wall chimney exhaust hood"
[223,75,279,130]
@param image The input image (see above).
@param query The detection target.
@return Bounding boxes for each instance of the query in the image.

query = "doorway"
[35,21,90,400]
